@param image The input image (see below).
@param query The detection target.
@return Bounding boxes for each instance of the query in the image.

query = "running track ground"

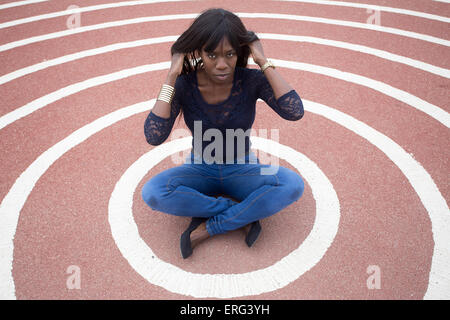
[0,0,449,300]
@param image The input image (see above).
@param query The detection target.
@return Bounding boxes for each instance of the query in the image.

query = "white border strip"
[2,33,448,87]
[1,12,449,54]
[0,0,48,11]
[1,59,448,132]
[277,0,450,23]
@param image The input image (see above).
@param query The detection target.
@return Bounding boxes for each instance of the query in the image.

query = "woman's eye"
[206,52,234,59]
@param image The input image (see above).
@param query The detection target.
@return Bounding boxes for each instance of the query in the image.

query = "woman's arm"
[150,72,179,119]
[249,40,293,99]
[144,82,180,145]
[144,53,185,145]
[249,40,304,121]
[151,53,185,119]
[258,63,293,100]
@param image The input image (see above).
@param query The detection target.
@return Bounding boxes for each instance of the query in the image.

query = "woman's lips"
[215,73,230,80]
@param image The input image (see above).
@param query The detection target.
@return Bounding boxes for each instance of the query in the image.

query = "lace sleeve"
[256,70,304,121]
[144,77,183,146]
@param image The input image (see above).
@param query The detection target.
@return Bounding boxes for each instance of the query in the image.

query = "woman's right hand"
[169,52,186,77]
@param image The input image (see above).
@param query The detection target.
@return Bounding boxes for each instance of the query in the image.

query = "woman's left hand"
[248,40,267,67]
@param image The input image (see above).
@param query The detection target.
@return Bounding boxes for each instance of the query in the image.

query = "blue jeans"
[141,151,305,236]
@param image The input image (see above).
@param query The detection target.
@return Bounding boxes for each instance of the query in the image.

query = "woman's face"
[196,37,238,85]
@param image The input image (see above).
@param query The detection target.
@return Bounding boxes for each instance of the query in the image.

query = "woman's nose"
[216,57,228,70]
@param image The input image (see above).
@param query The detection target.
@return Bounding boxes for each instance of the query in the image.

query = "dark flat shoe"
[180,217,207,259]
[245,220,262,247]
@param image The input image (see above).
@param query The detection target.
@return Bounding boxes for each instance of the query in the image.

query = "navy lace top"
[144,66,304,163]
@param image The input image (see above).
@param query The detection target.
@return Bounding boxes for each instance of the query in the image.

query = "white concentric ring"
[278,0,450,23]
[108,136,340,298]
[0,0,48,10]
[2,0,448,27]
[1,12,449,53]
[0,0,450,29]
[2,33,448,87]
[1,59,448,131]
[1,97,448,299]
[0,0,447,301]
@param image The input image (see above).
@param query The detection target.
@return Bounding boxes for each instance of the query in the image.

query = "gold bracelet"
[260,60,275,73]
[157,84,175,104]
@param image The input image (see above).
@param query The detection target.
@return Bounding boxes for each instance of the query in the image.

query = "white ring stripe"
[2,33,448,87]
[304,99,450,300]
[270,58,450,128]
[1,98,447,299]
[277,0,450,23]
[109,136,340,298]
[0,100,151,300]
[238,13,450,46]
[0,0,445,300]
[0,0,48,11]
[260,33,449,78]
[1,58,448,132]
[1,0,448,28]
[1,12,449,54]
[0,13,196,53]
[0,61,170,130]
[0,35,177,85]
[0,0,184,29]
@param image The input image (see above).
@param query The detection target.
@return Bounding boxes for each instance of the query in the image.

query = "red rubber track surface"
[0,0,448,300]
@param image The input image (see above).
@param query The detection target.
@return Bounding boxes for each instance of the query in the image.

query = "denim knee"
[278,168,305,202]
[291,174,305,202]
[142,179,162,210]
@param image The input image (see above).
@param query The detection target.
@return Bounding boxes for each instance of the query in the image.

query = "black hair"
[171,8,259,75]
[169,8,258,124]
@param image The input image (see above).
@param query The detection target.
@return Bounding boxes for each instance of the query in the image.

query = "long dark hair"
[170,8,258,123]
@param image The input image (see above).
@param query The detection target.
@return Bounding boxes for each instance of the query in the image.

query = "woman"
[142,8,305,259]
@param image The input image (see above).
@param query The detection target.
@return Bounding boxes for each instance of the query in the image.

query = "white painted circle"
[1,96,448,299]
[108,136,340,298]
